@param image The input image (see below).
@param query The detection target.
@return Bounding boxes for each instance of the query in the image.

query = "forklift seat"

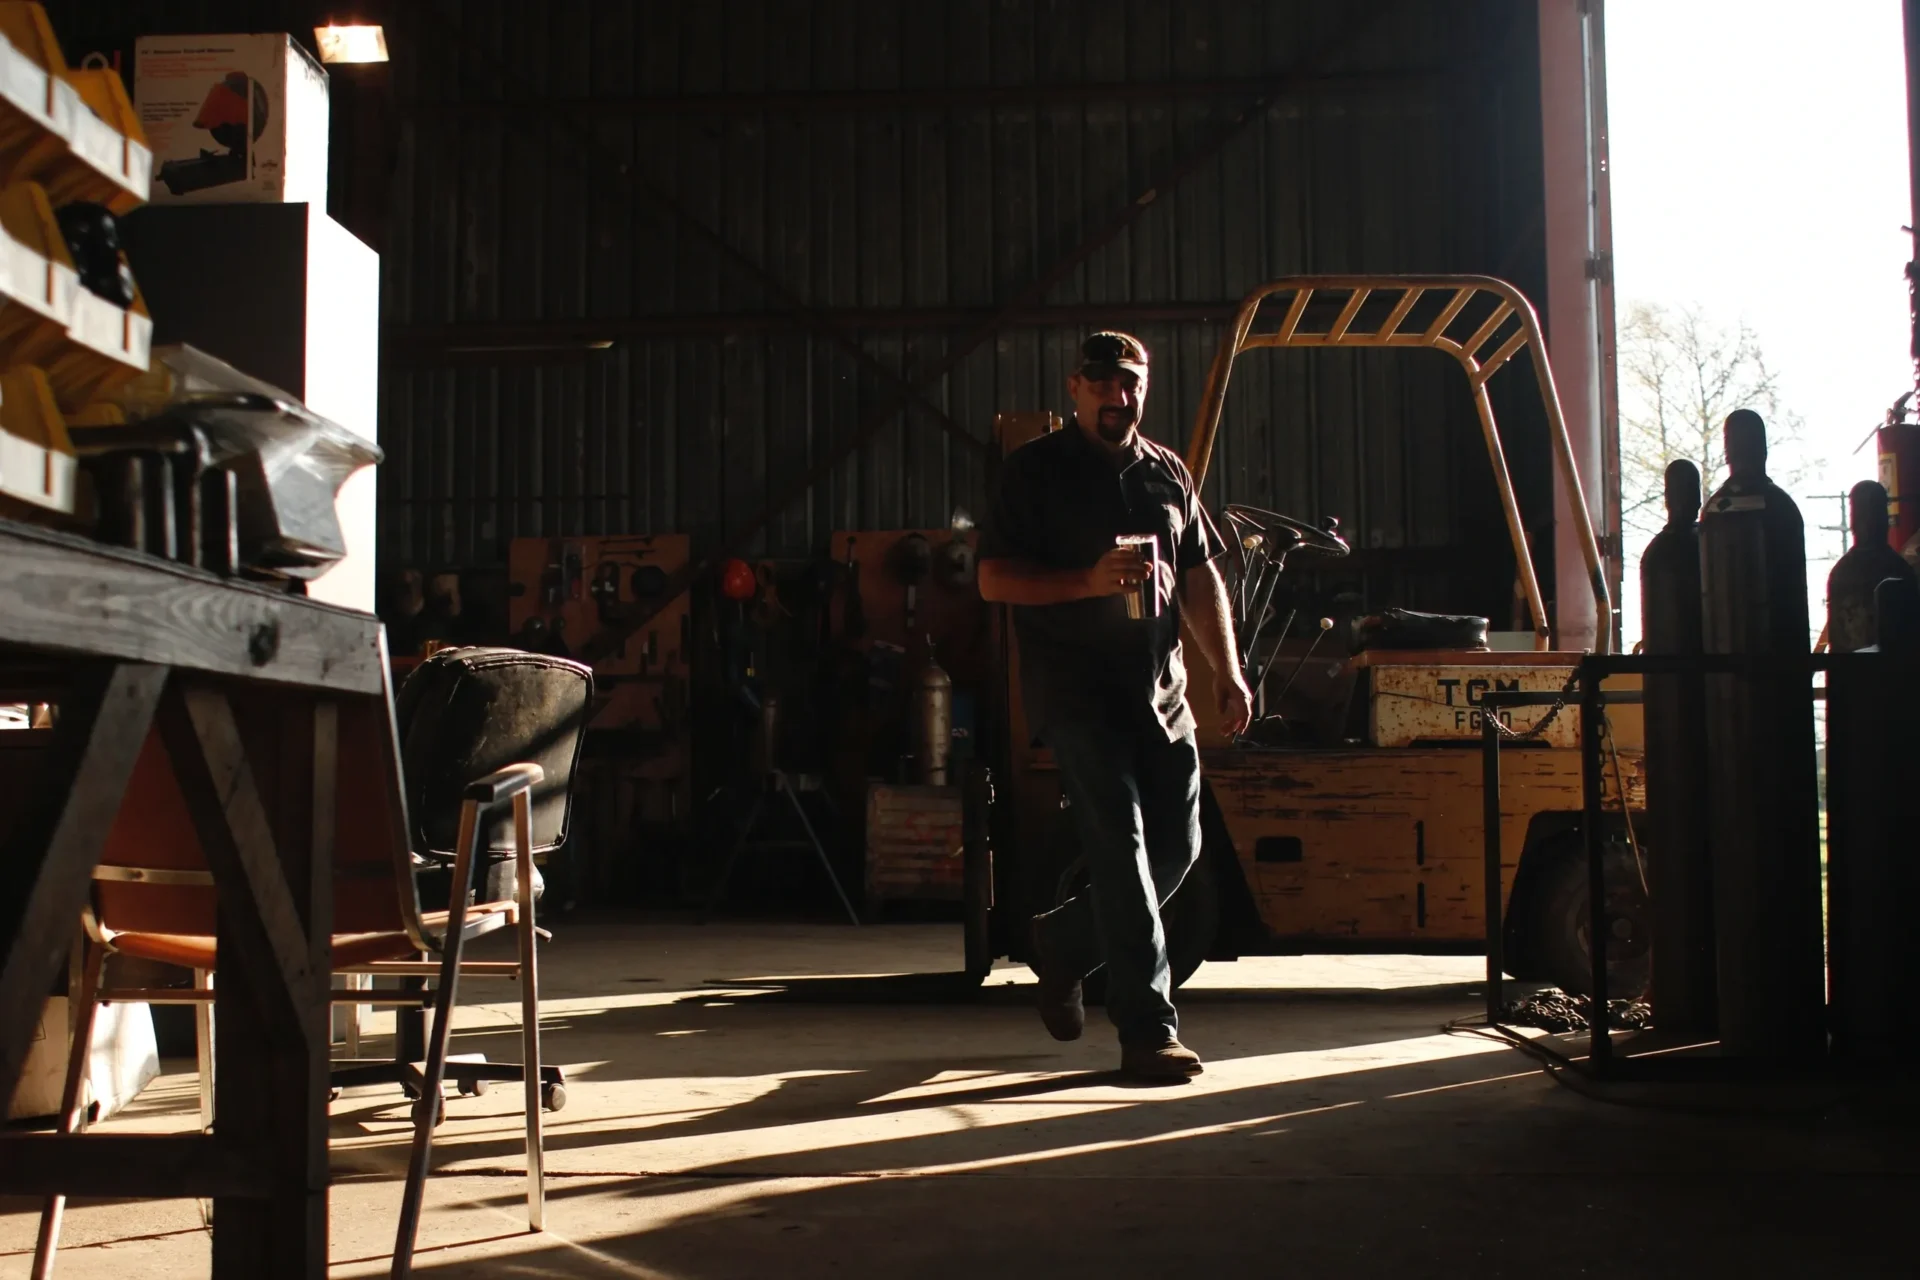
[1355,608,1490,652]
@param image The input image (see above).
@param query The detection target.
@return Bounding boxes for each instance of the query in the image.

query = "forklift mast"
[1182,275,1613,655]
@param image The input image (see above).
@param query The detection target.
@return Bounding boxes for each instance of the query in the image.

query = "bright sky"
[1605,0,1912,638]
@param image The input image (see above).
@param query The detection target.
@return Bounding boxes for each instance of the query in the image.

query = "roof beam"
[407,69,1446,118]
[384,303,1264,367]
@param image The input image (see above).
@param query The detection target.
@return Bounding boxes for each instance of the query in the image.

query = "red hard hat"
[719,558,756,601]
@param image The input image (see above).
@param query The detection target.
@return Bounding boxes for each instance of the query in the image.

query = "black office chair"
[332,646,593,1109]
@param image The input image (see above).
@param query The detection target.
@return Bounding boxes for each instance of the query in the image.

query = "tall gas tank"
[1826,555,1920,1062]
[1638,460,1715,1035]
[1826,481,1918,652]
[1698,410,1824,1060]
[1827,647,1920,1062]
[917,646,953,786]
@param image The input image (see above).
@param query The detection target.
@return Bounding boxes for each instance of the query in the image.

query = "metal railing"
[1479,652,1883,1081]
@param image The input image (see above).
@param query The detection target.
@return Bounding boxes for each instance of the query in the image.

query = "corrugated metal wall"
[49,0,1554,619]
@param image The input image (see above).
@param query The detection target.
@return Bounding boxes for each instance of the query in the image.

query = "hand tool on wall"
[939,509,978,589]
[750,563,786,629]
[843,535,866,639]
[895,533,933,633]
[938,533,976,588]
[589,561,634,631]
[542,540,564,606]
[811,558,838,647]
[630,563,668,672]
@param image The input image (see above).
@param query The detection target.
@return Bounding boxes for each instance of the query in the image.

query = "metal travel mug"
[1115,534,1161,620]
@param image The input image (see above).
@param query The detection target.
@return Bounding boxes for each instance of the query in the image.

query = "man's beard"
[1096,408,1136,443]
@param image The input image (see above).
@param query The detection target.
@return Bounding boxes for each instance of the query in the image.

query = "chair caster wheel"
[541,1082,566,1113]
[458,1078,489,1097]
[411,1095,444,1128]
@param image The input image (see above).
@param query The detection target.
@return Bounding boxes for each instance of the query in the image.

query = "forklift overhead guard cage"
[1182,274,1611,654]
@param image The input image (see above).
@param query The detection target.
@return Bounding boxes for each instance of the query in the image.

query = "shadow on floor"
[683,972,1490,1006]
[323,972,1497,1176]
[383,1035,1918,1280]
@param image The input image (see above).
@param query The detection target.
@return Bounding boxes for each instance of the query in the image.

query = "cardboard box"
[134,33,328,206]
[6,996,160,1123]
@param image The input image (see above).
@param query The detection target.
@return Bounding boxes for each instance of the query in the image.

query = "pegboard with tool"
[506,534,693,732]
[507,535,695,899]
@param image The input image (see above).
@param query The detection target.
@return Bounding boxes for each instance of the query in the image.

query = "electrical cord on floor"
[1440,1013,1851,1115]
[1442,1012,1617,1104]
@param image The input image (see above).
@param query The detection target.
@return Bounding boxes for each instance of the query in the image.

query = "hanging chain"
[1600,709,1650,896]
[1486,673,1650,893]
[1484,670,1581,743]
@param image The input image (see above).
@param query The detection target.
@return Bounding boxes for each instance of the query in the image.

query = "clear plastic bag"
[108,343,381,575]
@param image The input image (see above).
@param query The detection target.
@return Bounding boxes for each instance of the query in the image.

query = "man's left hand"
[1215,675,1253,737]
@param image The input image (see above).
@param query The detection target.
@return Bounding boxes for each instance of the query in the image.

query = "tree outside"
[1618,301,1811,539]
[1615,300,1825,645]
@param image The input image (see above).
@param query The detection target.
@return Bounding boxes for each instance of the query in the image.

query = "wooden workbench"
[0,515,387,1278]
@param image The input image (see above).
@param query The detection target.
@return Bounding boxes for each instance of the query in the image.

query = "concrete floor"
[3,915,1913,1278]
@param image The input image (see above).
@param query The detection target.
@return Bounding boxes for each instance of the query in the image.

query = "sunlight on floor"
[4,934,1541,1278]
[362,1028,1521,1182]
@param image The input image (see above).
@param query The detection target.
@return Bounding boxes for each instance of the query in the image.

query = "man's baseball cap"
[1077,331,1149,380]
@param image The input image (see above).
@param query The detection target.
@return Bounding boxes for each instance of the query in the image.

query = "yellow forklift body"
[1205,738,1642,945]
[1180,638,1642,949]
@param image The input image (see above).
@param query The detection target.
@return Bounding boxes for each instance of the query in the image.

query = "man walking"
[977,332,1250,1081]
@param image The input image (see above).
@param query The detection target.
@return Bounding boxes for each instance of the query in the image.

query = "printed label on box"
[135,34,328,206]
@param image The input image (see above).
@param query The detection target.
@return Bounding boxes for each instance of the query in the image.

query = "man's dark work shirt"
[979,421,1224,742]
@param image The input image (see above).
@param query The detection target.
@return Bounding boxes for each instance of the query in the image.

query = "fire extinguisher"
[1875,392,1920,558]
[916,641,953,786]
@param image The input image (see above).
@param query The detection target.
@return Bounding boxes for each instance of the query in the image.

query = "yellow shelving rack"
[0,3,150,210]
[0,2,151,517]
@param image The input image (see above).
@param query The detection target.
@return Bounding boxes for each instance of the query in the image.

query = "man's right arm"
[978,548,1145,606]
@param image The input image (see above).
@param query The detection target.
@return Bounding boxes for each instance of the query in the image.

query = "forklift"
[983,275,1648,999]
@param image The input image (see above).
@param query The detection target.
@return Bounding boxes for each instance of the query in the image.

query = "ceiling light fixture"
[314,24,388,64]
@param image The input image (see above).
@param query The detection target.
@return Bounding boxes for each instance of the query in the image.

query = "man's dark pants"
[1032,720,1203,1046]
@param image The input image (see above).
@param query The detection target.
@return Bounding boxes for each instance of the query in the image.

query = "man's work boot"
[1027,916,1085,1042]
[1120,1037,1204,1081]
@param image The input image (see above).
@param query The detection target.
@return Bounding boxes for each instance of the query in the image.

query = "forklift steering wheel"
[1223,504,1351,559]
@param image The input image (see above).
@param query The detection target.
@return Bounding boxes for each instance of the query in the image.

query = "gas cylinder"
[1877,575,1920,651]
[1827,567,1920,1061]
[1698,410,1825,1059]
[1826,637,1920,1062]
[917,646,953,786]
[1638,459,1715,1035]
[1825,481,1917,653]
